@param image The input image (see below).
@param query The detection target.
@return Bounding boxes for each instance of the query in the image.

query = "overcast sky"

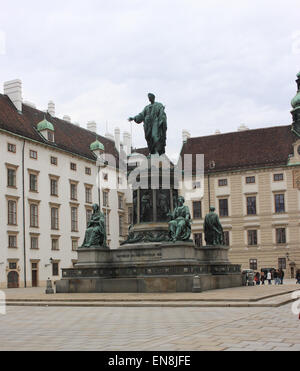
[0,0,300,161]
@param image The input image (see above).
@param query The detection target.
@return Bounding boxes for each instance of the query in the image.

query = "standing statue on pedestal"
[81,204,107,248]
[168,196,192,242]
[129,93,167,156]
[204,207,224,246]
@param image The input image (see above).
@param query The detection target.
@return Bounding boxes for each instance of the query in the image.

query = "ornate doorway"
[7,271,19,289]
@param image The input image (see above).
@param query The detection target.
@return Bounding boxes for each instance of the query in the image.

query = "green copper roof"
[37,118,54,132]
[90,140,105,151]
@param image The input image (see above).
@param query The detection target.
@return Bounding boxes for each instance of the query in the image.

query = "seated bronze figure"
[168,196,192,242]
[81,204,107,248]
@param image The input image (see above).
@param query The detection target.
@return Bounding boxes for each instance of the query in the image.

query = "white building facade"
[0,79,131,288]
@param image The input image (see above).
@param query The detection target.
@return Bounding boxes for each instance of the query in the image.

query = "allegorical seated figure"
[204,206,224,246]
[81,204,107,248]
[168,196,192,242]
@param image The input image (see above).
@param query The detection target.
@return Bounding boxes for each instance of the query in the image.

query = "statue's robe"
[133,102,167,155]
[169,205,191,241]
[82,211,106,248]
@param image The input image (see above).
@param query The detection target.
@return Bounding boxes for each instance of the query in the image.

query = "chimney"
[48,101,55,116]
[63,115,71,123]
[87,121,97,133]
[238,124,249,132]
[105,132,115,142]
[182,130,191,143]
[4,79,23,112]
[123,131,132,155]
[114,127,121,152]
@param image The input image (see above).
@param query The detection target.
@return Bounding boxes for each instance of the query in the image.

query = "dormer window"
[47,131,54,142]
[37,117,55,143]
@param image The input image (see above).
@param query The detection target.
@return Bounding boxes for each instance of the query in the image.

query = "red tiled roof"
[0,94,119,163]
[180,125,296,173]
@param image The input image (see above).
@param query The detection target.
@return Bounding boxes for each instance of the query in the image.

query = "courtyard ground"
[0,281,299,351]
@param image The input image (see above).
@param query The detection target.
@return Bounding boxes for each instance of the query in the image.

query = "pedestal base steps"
[56,242,242,293]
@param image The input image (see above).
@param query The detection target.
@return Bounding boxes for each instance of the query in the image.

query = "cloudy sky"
[0,0,299,160]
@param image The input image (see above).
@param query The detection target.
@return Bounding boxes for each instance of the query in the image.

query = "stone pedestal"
[56,243,242,293]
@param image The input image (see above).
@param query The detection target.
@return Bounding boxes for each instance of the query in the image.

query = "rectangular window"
[71,207,78,232]
[248,230,258,246]
[194,233,203,247]
[250,259,258,270]
[85,167,91,175]
[276,228,286,244]
[103,173,108,181]
[9,262,17,270]
[52,262,59,276]
[218,179,228,187]
[128,207,133,225]
[72,239,78,251]
[70,163,77,171]
[70,183,77,200]
[223,231,230,246]
[50,179,58,196]
[275,194,285,213]
[8,200,17,225]
[86,209,92,227]
[29,174,38,192]
[85,187,92,204]
[274,173,284,182]
[29,150,38,159]
[8,235,17,248]
[119,215,124,236]
[246,176,256,184]
[247,196,257,215]
[7,168,16,187]
[118,195,124,210]
[51,239,59,251]
[8,143,16,153]
[103,209,110,236]
[30,204,39,228]
[193,201,202,219]
[278,258,286,270]
[51,208,59,230]
[47,131,54,142]
[30,236,39,250]
[219,199,229,217]
[51,156,58,165]
[103,191,109,207]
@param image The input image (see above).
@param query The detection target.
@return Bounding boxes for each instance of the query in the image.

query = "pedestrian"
[274,270,281,285]
[261,272,265,285]
[279,269,285,285]
[267,271,272,285]
[296,271,300,284]
[255,272,260,285]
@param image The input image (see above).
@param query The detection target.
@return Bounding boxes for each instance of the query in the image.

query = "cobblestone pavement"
[0,303,300,351]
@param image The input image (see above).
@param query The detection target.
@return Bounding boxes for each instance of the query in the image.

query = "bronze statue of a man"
[81,204,107,248]
[204,207,224,246]
[129,93,167,156]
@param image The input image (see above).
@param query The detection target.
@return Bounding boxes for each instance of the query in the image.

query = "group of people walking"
[254,269,285,285]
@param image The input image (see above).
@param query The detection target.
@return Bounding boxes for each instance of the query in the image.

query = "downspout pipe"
[208,172,211,210]
[22,140,27,288]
